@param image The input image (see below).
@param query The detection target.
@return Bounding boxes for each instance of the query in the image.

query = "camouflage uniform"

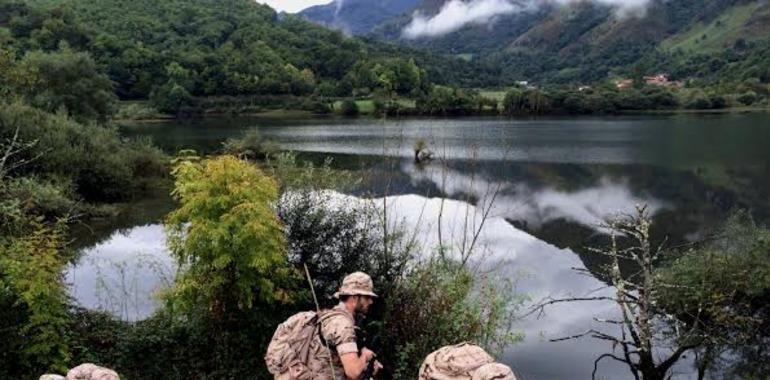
[300,303,358,380]
[418,343,517,380]
[279,272,378,380]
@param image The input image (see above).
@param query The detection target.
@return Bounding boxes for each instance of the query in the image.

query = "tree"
[165,155,295,319]
[536,206,706,380]
[339,99,359,116]
[0,218,71,376]
[12,45,116,122]
[656,212,770,378]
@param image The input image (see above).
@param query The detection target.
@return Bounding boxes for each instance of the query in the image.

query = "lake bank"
[68,113,770,379]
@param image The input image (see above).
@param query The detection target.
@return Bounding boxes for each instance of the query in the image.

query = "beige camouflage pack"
[419,343,517,380]
[471,363,517,380]
[419,343,493,379]
[333,272,378,298]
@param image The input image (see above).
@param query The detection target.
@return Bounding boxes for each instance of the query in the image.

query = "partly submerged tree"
[536,206,707,380]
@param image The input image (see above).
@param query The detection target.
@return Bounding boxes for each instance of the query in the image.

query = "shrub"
[686,94,712,109]
[737,91,758,106]
[10,46,116,122]
[4,176,75,219]
[0,101,167,201]
[165,155,296,318]
[340,99,359,116]
[222,128,279,160]
[383,259,525,379]
[0,217,71,376]
[115,103,161,121]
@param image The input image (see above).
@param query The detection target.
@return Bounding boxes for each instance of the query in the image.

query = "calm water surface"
[68,113,770,379]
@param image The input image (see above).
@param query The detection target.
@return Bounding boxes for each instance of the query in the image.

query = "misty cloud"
[403,0,652,39]
[403,0,522,39]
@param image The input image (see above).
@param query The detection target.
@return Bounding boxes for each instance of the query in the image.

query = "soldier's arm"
[323,314,374,379]
[339,348,376,380]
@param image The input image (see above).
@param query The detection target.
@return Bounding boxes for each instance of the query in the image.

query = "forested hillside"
[1,0,493,114]
[367,0,770,87]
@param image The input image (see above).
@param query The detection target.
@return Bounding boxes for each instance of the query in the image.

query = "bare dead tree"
[0,125,42,180]
[532,205,706,380]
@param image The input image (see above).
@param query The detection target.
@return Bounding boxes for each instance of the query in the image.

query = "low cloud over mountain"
[403,0,652,39]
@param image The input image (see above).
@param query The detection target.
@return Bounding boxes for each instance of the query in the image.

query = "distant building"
[644,74,684,88]
[516,80,537,90]
[615,79,633,90]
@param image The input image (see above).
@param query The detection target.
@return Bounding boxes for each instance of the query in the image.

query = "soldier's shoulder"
[320,309,354,330]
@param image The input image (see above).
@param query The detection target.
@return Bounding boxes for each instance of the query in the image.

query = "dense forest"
[1,0,496,115]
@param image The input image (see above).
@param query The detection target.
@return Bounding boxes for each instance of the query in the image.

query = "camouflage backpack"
[471,363,517,380]
[264,310,348,379]
[419,343,495,379]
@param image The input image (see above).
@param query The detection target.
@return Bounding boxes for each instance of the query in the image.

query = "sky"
[256,0,333,13]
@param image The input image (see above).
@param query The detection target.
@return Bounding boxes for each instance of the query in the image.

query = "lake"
[67,113,770,379]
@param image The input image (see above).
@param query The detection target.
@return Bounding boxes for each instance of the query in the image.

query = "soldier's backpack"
[471,363,517,380]
[421,343,495,379]
[264,309,350,379]
[265,311,319,379]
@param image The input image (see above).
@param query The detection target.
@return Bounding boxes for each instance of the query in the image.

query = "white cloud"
[403,0,652,39]
[403,0,522,39]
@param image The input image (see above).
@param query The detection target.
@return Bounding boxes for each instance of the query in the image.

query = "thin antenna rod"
[304,263,338,380]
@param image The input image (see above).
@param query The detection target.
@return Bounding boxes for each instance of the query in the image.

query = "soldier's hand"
[361,347,376,362]
[373,360,383,375]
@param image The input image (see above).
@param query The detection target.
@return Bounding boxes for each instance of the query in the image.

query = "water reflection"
[66,225,174,321]
[404,162,665,230]
[93,114,770,378]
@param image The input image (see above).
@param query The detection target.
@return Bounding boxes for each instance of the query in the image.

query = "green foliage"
[737,91,758,106]
[0,101,167,202]
[0,217,71,376]
[165,155,295,317]
[416,86,481,115]
[269,151,356,192]
[4,176,75,219]
[7,46,116,122]
[339,98,359,116]
[656,211,770,377]
[502,88,551,115]
[221,127,279,160]
[384,259,525,379]
[114,102,161,121]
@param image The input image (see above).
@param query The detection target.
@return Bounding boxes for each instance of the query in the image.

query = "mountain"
[326,0,770,85]
[298,0,421,35]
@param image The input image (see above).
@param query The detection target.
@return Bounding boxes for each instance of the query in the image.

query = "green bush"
[4,176,75,219]
[9,46,116,122]
[383,259,525,379]
[222,128,280,160]
[340,99,359,116]
[0,101,167,201]
[115,103,161,121]
[149,83,194,114]
[737,91,758,106]
[0,217,71,376]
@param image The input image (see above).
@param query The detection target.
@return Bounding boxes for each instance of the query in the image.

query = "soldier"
[419,343,517,380]
[269,271,382,380]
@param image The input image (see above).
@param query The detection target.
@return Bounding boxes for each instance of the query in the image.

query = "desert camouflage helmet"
[334,272,378,298]
[471,363,517,380]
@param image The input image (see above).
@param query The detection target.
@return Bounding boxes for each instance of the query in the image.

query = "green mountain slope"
[2,0,493,105]
[374,0,770,85]
[661,1,770,53]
